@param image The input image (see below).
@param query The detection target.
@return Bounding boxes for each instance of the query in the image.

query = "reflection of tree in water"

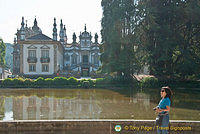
[0,96,5,120]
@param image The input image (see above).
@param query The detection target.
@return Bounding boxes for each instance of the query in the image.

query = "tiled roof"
[26,33,53,41]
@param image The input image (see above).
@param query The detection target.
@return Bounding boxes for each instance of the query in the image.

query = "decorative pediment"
[40,45,50,49]
[26,33,53,41]
[27,45,37,49]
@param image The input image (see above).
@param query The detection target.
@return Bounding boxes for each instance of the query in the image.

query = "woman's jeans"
[157,114,169,134]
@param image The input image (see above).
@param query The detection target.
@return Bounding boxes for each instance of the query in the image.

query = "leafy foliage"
[34,77,45,87]
[101,0,200,81]
[2,78,13,87]
[67,77,78,85]
[24,78,34,87]
[101,0,141,80]
[53,77,68,86]
[137,0,200,80]
[0,38,6,66]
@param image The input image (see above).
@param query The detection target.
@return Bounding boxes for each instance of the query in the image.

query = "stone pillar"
[80,54,82,63]
[54,45,57,73]
[89,52,91,63]
[20,44,23,74]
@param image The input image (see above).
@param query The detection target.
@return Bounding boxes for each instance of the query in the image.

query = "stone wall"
[0,120,199,134]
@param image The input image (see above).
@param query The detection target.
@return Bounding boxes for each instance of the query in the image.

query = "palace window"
[41,50,49,58]
[83,55,88,63]
[42,64,49,72]
[29,64,36,72]
[93,54,99,64]
[81,40,85,45]
[87,40,90,45]
[28,50,36,58]
[66,55,70,61]
[71,54,77,64]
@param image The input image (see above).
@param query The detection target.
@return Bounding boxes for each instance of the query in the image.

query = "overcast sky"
[0,0,102,43]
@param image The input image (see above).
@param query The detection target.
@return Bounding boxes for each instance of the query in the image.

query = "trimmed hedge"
[2,78,25,88]
[0,76,136,88]
[1,77,79,88]
[53,77,68,87]
[1,76,199,89]
[68,77,78,85]
[24,78,34,87]
[34,77,45,87]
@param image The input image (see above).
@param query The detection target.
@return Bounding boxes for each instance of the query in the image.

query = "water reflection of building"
[2,91,151,120]
[4,97,13,120]
[10,93,101,120]
[0,96,5,120]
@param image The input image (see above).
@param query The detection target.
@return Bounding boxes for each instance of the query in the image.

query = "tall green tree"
[0,38,6,66]
[101,0,141,79]
[101,0,200,80]
[138,0,200,80]
[173,0,200,80]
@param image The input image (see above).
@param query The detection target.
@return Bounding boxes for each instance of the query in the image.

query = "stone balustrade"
[0,120,199,134]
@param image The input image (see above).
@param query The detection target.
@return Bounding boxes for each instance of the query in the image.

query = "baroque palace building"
[13,17,101,77]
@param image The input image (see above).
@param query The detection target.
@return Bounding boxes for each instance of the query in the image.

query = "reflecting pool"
[0,88,199,121]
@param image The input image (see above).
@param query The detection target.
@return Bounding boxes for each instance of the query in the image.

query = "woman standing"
[155,86,173,134]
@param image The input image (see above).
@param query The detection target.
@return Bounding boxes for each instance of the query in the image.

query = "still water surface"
[0,88,199,121]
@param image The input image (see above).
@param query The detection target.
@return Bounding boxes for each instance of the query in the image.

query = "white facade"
[23,44,55,75]
[13,17,100,77]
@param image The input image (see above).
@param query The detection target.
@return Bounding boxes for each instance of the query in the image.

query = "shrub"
[87,79,95,87]
[2,78,13,87]
[68,77,78,85]
[12,78,24,87]
[81,81,90,88]
[45,78,53,87]
[34,77,45,87]
[53,77,68,87]
[80,79,95,87]
[24,78,34,87]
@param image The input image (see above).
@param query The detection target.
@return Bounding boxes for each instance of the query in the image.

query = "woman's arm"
[156,106,170,113]
[163,106,170,112]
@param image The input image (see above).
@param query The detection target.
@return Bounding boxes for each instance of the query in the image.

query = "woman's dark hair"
[162,86,173,103]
